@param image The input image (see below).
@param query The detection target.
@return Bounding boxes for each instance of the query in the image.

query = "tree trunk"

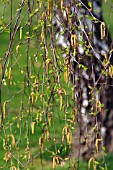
[55,0,113,159]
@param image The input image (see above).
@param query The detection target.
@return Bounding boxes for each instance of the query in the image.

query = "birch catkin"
[71,34,77,56]
[31,122,35,134]
[109,65,113,78]
[53,156,57,169]
[60,94,62,111]
[95,138,103,152]
[3,101,7,119]
[96,100,101,112]
[8,67,12,84]
[88,158,93,170]
[20,27,22,40]
[11,135,15,147]
[39,137,44,153]
[48,0,52,22]
[100,22,106,39]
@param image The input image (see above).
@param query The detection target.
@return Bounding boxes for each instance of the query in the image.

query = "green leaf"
[88,2,92,8]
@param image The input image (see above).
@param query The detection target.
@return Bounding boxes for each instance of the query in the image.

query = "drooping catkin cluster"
[62,125,72,145]
[53,155,63,169]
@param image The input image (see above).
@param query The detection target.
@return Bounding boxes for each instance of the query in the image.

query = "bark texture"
[55,0,113,159]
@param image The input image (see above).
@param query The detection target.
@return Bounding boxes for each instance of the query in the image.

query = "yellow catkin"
[4,152,11,162]
[62,127,65,142]
[66,7,69,15]
[64,58,69,84]
[28,151,31,160]
[62,128,65,142]
[11,166,16,170]
[53,156,57,169]
[93,160,97,170]
[60,94,63,111]
[3,101,7,119]
[11,135,15,147]
[64,67,69,84]
[62,125,68,142]
[104,53,107,61]
[62,88,66,95]
[109,65,112,77]
[39,112,43,122]
[46,130,50,141]
[31,93,34,106]
[103,53,108,66]
[48,0,52,22]
[20,27,22,40]
[111,65,113,77]
[88,158,93,170]
[96,100,101,112]
[109,65,113,78]
[71,108,78,122]
[31,122,35,134]
[3,139,6,150]
[71,34,77,56]
[16,45,19,55]
[29,92,34,110]
[56,156,60,164]
[39,137,44,153]
[41,26,44,42]
[67,131,72,145]
[8,67,12,84]
[53,155,63,169]
[100,22,106,39]
[71,34,74,46]
[110,49,113,54]
[95,138,103,152]
[46,59,50,75]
